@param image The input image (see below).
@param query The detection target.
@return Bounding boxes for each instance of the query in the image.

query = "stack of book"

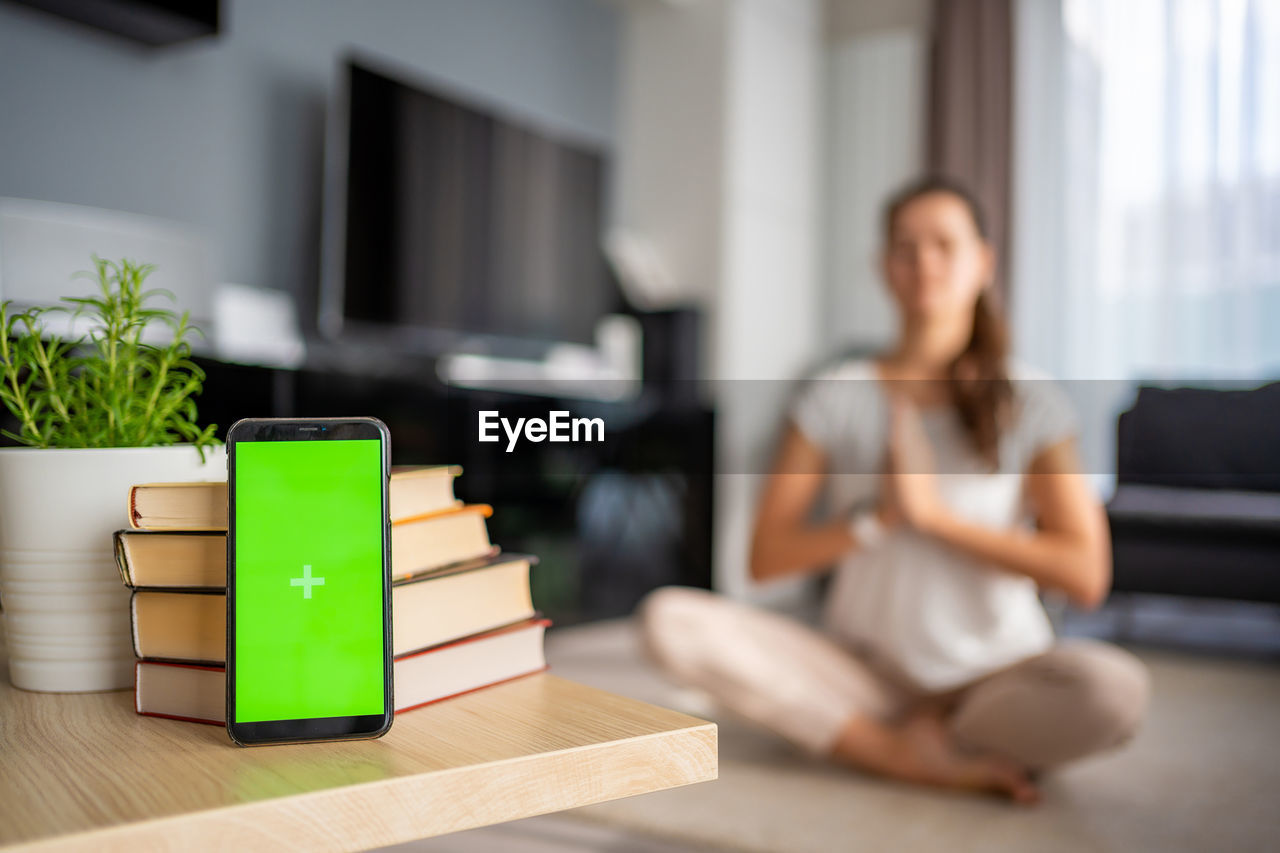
[115,466,546,725]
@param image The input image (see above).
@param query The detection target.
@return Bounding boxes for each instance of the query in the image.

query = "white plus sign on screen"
[290,564,325,599]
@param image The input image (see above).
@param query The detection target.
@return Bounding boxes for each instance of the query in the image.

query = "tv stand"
[192,354,713,626]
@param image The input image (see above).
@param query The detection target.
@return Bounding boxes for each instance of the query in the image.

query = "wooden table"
[0,655,717,851]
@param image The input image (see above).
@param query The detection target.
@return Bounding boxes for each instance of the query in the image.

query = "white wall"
[822,1,930,353]
[610,0,825,601]
[717,0,823,382]
[713,0,824,602]
[610,0,728,314]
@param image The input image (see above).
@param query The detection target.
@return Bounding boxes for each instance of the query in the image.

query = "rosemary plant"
[0,256,218,456]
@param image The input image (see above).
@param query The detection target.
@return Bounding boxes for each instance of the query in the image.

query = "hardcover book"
[135,618,551,725]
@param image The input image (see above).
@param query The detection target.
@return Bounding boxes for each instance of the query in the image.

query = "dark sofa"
[1106,382,1280,604]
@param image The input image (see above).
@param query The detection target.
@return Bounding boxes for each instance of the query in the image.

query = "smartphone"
[226,417,394,746]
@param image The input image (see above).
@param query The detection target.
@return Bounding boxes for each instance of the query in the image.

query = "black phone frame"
[224,416,394,747]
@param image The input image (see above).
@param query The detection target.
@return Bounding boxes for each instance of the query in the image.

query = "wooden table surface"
[0,652,717,851]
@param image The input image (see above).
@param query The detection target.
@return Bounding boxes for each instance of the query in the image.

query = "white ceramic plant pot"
[0,444,226,692]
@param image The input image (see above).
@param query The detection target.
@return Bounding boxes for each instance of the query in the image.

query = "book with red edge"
[135,617,551,725]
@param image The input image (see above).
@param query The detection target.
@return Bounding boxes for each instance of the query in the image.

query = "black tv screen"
[333,61,616,348]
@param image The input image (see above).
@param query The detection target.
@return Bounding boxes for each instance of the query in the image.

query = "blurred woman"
[640,177,1149,804]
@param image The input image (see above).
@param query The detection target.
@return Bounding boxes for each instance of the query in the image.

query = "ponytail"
[948,288,1012,470]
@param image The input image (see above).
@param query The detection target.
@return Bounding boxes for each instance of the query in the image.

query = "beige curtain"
[928,0,1013,302]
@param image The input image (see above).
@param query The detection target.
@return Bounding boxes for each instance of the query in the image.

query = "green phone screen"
[233,438,385,722]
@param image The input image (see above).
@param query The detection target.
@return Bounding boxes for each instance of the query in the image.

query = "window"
[1014,0,1280,380]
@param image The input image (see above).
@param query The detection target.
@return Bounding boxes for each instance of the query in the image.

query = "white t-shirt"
[790,358,1079,692]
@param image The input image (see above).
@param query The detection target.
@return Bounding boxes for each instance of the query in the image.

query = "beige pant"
[639,586,1150,772]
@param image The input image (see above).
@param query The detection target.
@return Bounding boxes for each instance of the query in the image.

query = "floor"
[393,597,1280,853]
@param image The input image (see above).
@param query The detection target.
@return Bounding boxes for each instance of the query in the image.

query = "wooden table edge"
[4,716,718,852]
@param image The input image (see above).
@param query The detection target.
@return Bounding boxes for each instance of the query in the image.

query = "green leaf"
[0,255,220,453]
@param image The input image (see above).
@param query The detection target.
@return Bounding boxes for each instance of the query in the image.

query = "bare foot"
[887,708,1041,805]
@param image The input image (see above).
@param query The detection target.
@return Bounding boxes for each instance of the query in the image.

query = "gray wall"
[0,0,619,317]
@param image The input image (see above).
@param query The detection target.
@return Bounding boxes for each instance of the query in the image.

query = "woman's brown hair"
[882,177,1013,470]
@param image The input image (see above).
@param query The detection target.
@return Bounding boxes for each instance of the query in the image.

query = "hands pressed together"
[877,393,947,534]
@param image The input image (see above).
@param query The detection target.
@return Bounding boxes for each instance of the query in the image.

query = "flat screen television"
[320,58,618,352]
